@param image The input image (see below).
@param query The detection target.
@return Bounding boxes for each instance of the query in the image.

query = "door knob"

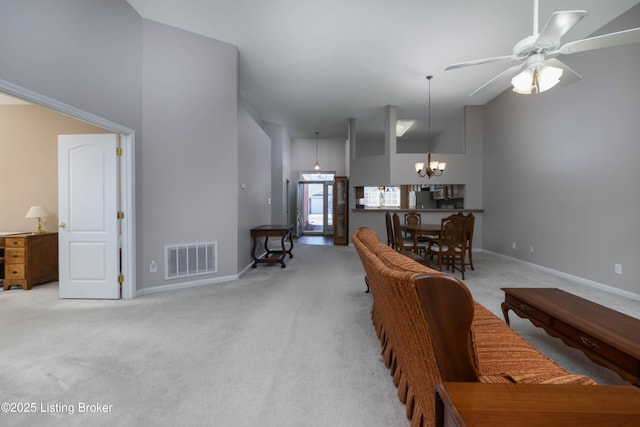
[58,222,66,229]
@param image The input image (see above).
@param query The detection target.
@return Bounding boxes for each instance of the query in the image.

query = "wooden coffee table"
[435,382,640,426]
[501,287,640,387]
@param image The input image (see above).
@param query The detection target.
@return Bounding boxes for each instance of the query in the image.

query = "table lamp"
[25,205,50,234]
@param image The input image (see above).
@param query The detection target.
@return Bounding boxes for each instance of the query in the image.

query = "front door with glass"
[297,172,335,237]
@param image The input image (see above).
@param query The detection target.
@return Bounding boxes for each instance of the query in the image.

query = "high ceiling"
[126,0,640,139]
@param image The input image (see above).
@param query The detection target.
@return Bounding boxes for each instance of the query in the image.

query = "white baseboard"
[140,273,240,296]
[137,261,258,297]
[483,249,640,302]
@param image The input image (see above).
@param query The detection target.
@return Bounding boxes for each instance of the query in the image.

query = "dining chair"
[384,212,396,250]
[393,213,427,259]
[403,210,421,237]
[428,214,467,279]
[457,212,475,271]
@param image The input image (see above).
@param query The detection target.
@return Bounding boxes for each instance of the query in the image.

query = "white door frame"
[0,78,137,300]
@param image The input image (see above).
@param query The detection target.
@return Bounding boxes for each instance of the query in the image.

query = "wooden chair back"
[414,274,479,382]
[456,212,475,270]
[440,215,466,252]
[385,212,395,249]
[393,213,412,251]
[404,210,421,226]
[429,214,467,278]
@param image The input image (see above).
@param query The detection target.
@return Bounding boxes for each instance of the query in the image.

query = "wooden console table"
[250,225,294,268]
[501,287,640,386]
[3,232,58,290]
[435,382,640,426]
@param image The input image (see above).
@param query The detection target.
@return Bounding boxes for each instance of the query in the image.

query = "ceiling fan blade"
[535,10,586,47]
[544,58,582,86]
[445,55,518,71]
[469,63,525,97]
[559,27,640,54]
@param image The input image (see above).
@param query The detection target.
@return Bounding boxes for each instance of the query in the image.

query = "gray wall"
[290,137,348,177]
[141,20,240,284]
[237,106,272,271]
[261,121,292,224]
[0,0,142,131]
[0,0,271,291]
[482,7,640,295]
[0,0,144,285]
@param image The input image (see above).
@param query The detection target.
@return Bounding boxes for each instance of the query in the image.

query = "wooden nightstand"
[3,233,58,290]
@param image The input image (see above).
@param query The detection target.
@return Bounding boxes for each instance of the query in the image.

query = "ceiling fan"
[445,0,640,95]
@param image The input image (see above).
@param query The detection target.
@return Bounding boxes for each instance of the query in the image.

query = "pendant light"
[415,75,446,178]
[313,131,320,171]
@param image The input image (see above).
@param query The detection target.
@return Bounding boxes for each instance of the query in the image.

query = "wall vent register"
[165,241,217,280]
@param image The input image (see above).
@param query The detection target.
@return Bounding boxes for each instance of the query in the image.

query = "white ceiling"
[127,0,640,139]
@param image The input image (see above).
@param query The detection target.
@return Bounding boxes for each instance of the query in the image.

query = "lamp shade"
[25,205,50,219]
[511,68,535,94]
[537,65,563,92]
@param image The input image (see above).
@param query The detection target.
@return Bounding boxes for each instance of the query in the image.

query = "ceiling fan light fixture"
[511,64,563,94]
[396,120,414,137]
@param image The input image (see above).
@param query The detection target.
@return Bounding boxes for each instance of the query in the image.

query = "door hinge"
[117,211,125,219]
[118,274,125,284]
[116,147,123,156]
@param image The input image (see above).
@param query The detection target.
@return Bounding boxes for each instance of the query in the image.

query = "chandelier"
[415,75,446,178]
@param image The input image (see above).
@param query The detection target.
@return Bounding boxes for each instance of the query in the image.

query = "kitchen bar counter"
[353,208,484,213]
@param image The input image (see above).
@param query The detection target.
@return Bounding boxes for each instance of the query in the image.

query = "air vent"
[165,241,217,280]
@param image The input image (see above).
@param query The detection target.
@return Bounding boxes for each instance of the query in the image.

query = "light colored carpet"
[0,245,636,426]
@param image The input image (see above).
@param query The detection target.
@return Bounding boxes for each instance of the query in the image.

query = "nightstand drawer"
[5,248,25,263]
[5,264,26,279]
[5,237,26,248]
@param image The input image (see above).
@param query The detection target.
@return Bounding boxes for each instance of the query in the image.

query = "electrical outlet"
[529,245,534,253]
[150,259,157,273]
[615,264,623,275]
[512,242,517,250]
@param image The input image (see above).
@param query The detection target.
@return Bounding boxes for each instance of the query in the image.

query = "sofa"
[351,227,595,427]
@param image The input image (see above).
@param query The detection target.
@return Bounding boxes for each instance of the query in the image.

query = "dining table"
[401,223,440,252]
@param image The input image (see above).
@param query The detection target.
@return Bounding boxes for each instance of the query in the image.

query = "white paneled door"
[58,134,120,299]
